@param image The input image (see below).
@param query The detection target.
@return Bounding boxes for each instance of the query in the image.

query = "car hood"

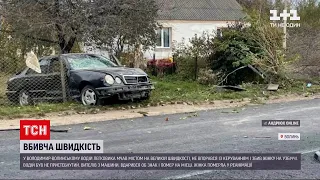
[76,67,148,76]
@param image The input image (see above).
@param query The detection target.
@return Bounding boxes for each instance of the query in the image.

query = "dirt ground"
[0,93,319,130]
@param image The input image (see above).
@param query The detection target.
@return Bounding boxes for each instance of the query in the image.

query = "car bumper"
[6,90,17,95]
[95,84,154,98]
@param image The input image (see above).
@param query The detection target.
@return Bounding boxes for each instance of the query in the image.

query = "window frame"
[156,27,171,48]
[216,27,226,39]
[48,57,62,74]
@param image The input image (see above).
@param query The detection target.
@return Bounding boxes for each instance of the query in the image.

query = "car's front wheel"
[141,91,151,100]
[80,85,100,106]
[18,90,32,106]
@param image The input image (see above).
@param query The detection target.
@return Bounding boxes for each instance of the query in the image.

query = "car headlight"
[115,77,122,84]
[104,75,114,85]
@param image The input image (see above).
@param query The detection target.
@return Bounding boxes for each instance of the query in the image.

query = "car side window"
[26,59,50,75]
[48,58,61,73]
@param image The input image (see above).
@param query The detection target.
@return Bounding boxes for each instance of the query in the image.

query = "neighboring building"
[83,0,245,64]
[145,0,245,61]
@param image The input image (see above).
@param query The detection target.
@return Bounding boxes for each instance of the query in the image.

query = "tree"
[1,0,90,53]
[0,0,159,54]
[89,0,159,59]
[0,20,57,74]
[236,0,273,17]
[287,0,320,77]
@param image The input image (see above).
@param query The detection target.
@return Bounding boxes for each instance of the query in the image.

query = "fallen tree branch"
[0,128,68,132]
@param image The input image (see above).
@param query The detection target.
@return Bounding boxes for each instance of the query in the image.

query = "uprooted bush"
[208,14,288,85]
[170,9,291,85]
[208,22,262,85]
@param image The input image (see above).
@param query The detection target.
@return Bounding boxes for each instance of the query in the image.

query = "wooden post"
[59,54,67,102]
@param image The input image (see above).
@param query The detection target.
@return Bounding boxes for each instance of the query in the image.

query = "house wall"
[81,20,236,63]
[143,20,235,60]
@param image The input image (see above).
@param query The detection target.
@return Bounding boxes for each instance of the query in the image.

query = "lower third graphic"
[278,133,300,141]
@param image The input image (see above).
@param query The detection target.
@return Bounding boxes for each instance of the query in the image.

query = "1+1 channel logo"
[270,9,301,28]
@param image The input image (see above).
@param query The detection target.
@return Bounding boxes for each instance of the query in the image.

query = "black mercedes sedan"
[6,53,154,106]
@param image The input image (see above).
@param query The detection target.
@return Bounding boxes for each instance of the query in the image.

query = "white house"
[83,0,245,63]
[144,0,245,61]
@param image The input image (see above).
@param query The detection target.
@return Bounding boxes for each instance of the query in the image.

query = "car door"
[46,57,65,99]
[24,58,50,99]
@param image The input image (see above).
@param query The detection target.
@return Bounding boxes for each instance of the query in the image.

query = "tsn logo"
[20,120,50,140]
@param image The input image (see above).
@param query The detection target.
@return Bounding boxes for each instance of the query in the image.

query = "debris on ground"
[180,112,199,119]
[187,102,194,105]
[243,136,248,138]
[315,151,320,162]
[221,109,240,113]
[137,111,148,117]
[83,126,92,130]
[307,83,312,88]
[51,129,68,133]
[254,136,271,139]
[0,128,68,132]
[165,117,169,121]
[267,84,279,91]
[217,86,246,92]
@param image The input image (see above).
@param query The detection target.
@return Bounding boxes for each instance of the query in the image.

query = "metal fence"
[1,55,70,106]
[0,52,152,107]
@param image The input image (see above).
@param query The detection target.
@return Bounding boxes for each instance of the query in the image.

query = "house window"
[216,28,222,38]
[156,27,171,48]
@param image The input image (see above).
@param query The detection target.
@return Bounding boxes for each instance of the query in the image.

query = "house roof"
[156,0,245,21]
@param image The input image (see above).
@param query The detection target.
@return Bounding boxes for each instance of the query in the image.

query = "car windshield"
[66,54,118,70]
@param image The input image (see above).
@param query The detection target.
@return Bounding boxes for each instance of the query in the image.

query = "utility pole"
[283,0,288,50]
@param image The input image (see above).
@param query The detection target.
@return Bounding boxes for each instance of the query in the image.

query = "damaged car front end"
[66,54,155,105]
[93,71,154,101]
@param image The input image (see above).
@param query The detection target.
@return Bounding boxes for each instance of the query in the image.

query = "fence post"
[195,55,198,80]
[59,54,67,103]
[152,53,156,76]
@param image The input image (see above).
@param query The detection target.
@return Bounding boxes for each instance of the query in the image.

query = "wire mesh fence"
[1,55,70,106]
[1,53,154,107]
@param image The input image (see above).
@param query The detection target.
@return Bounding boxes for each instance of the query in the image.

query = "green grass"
[0,75,319,119]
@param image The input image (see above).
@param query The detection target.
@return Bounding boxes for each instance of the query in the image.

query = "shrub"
[173,55,195,80]
[147,58,176,77]
[197,68,218,85]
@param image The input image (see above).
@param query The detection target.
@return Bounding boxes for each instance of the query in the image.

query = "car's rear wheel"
[19,90,32,106]
[80,85,100,106]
